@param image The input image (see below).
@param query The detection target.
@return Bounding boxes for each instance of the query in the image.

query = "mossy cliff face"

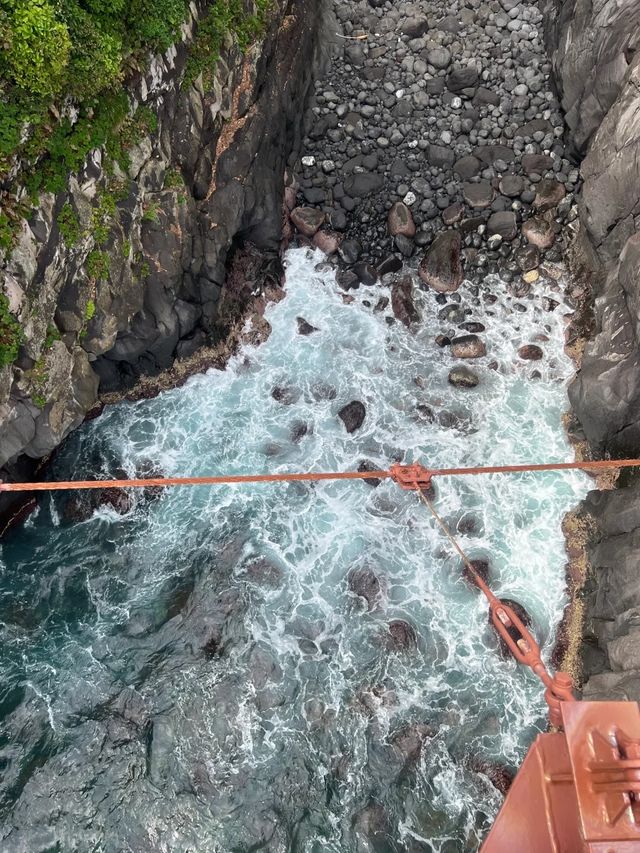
[0,0,321,482]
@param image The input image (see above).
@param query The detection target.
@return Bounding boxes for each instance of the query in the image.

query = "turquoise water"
[0,248,587,852]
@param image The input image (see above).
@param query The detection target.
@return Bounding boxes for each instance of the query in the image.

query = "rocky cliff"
[0,0,322,522]
[547,0,640,698]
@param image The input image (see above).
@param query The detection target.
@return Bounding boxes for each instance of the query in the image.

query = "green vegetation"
[0,293,23,368]
[164,167,184,189]
[142,200,160,222]
[85,298,96,321]
[44,322,61,349]
[184,0,271,90]
[86,251,109,280]
[57,202,82,246]
[0,0,272,253]
[91,190,117,244]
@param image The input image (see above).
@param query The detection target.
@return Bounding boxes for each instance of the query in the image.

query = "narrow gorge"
[0,0,639,850]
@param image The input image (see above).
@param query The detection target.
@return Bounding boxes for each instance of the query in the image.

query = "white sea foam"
[0,247,588,849]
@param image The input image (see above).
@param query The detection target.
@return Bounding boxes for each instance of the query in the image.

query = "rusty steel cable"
[414,486,575,718]
[0,457,639,493]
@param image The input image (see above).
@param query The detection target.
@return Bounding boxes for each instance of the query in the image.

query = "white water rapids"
[0,247,588,852]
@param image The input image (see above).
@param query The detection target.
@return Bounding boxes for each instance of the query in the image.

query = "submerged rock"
[389,723,433,764]
[357,460,382,487]
[348,568,383,610]
[296,317,318,335]
[462,558,490,588]
[338,400,366,433]
[387,619,418,650]
[271,385,302,405]
[469,755,515,795]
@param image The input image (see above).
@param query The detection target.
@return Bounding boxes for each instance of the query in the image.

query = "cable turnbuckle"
[390,463,433,491]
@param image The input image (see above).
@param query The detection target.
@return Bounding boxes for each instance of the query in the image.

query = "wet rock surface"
[0,0,324,529]
[548,0,640,701]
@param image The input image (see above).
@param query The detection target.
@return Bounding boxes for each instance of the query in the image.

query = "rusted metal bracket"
[389,463,433,491]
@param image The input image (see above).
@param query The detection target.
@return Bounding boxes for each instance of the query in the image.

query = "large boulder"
[338,400,366,433]
[418,231,464,293]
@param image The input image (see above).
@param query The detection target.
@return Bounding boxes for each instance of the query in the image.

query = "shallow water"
[0,248,587,852]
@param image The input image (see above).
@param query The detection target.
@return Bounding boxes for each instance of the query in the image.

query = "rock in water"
[388,202,416,238]
[290,207,325,237]
[387,619,418,650]
[451,334,486,359]
[418,231,464,293]
[448,366,480,388]
[352,262,378,286]
[462,558,490,588]
[338,400,366,433]
[357,459,382,487]
[296,317,318,335]
[518,344,543,361]
[348,568,383,609]
[391,276,420,327]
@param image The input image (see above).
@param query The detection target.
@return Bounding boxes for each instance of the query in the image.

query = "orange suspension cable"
[0,458,638,493]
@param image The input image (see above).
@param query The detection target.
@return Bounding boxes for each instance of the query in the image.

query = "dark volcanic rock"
[338,400,366,433]
[487,212,518,241]
[387,619,418,650]
[463,182,494,210]
[349,568,383,609]
[378,255,403,276]
[462,558,490,588]
[447,65,479,93]
[357,460,382,487]
[391,276,420,327]
[344,172,384,198]
[521,153,553,175]
[534,179,566,212]
[418,231,464,293]
[454,156,482,180]
[290,207,325,237]
[352,263,378,286]
[296,317,318,335]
